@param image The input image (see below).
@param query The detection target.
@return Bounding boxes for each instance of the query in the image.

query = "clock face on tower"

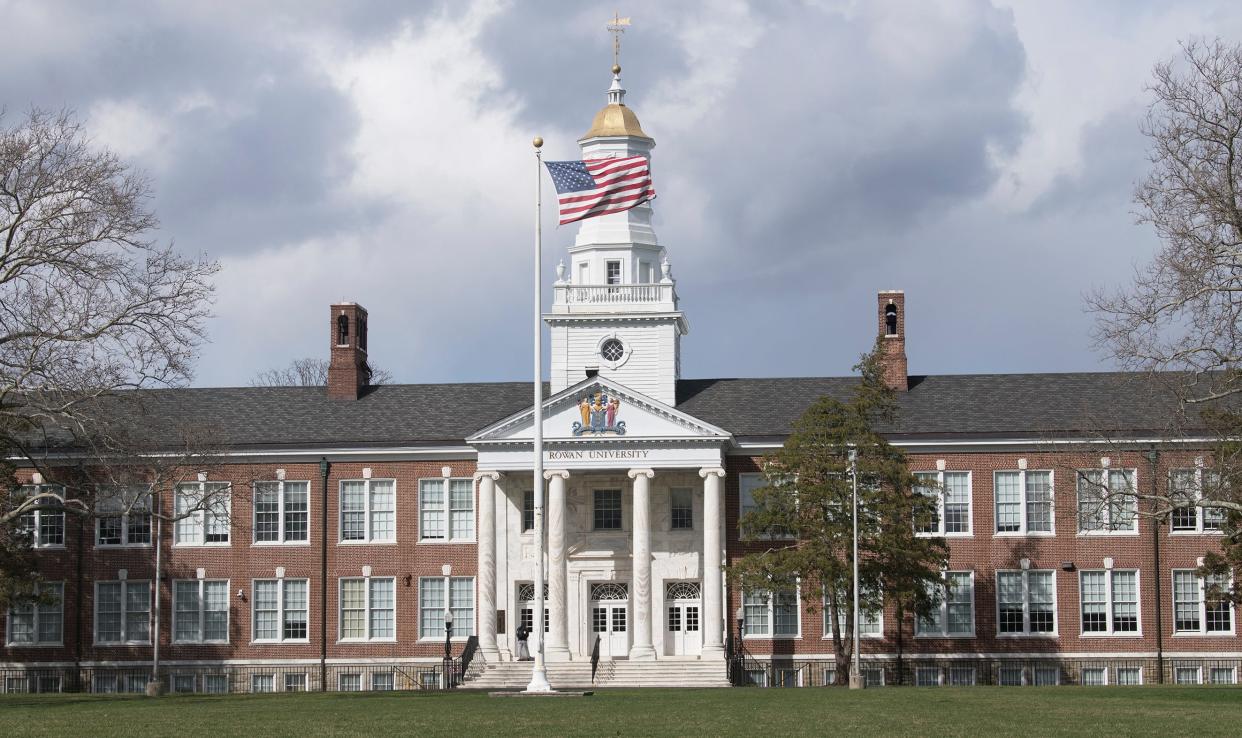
[600,338,625,362]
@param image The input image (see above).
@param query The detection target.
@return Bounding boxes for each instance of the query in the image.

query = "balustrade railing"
[554,283,673,305]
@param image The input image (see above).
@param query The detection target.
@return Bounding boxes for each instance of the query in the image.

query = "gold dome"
[580,103,652,141]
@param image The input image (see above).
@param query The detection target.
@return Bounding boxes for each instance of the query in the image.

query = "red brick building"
[3,66,1237,693]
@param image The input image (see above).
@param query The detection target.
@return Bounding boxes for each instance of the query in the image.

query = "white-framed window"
[914,471,971,535]
[419,576,474,640]
[915,666,941,686]
[825,590,882,638]
[1077,469,1138,533]
[341,479,396,543]
[522,490,534,532]
[1173,570,1234,634]
[1081,667,1108,686]
[254,480,309,543]
[339,673,361,691]
[95,486,152,547]
[994,470,1053,534]
[6,581,63,646]
[284,673,306,692]
[95,580,151,644]
[1175,666,1202,685]
[1210,666,1237,684]
[372,672,394,691]
[739,473,793,539]
[174,482,231,546]
[998,666,1024,686]
[863,668,884,687]
[16,485,66,548]
[1079,570,1139,635]
[997,570,1056,635]
[172,675,197,693]
[339,577,396,641]
[948,666,975,686]
[1170,468,1225,534]
[204,674,229,693]
[417,478,472,542]
[744,669,767,687]
[173,579,229,643]
[251,674,274,693]
[916,571,975,637]
[1116,667,1143,685]
[1033,666,1060,686]
[605,259,622,285]
[593,489,623,531]
[670,488,693,531]
[252,578,309,642]
[821,667,837,686]
[743,588,799,638]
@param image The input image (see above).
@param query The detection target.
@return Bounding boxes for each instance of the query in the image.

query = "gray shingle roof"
[95,371,1197,451]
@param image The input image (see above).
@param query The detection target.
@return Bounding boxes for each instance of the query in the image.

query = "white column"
[544,469,571,661]
[475,471,500,660]
[628,468,657,660]
[700,467,726,659]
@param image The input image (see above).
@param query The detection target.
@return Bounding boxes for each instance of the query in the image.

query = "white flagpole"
[526,136,552,693]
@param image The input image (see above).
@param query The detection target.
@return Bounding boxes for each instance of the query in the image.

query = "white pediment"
[468,377,730,445]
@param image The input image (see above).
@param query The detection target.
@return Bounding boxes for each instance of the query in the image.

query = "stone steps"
[463,659,731,690]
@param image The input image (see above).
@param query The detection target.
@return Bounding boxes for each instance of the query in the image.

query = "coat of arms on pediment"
[572,389,626,436]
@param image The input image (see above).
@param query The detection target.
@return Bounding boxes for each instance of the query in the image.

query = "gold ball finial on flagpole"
[612,64,621,75]
[532,136,543,149]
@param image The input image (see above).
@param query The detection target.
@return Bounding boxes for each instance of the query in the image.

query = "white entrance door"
[664,581,703,656]
[589,582,629,659]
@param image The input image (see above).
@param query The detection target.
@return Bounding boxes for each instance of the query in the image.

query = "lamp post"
[848,449,863,690]
[443,607,455,689]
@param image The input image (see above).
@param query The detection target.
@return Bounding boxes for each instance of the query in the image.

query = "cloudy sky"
[4,0,1240,387]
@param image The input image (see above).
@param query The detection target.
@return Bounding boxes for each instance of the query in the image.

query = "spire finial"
[606,13,631,106]
[607,13,630,72]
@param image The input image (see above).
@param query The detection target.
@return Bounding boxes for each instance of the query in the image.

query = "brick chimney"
[327,302,370,400]
[876,291,908,392]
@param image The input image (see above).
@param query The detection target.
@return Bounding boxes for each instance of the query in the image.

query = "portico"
[468,378,731,663]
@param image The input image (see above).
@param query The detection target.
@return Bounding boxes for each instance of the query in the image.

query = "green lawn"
[1,686,1239,737]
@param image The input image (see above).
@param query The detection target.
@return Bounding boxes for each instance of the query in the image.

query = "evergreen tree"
[729,342,949,684]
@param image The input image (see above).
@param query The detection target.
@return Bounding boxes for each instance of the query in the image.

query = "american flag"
[544,156,656,225]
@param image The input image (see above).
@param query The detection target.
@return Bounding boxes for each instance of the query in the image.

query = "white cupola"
[546,65,688,405]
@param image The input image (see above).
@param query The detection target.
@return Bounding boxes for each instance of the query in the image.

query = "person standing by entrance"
[516,622,531,661]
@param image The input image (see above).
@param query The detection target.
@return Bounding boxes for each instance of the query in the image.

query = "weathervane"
[607,12,631,70]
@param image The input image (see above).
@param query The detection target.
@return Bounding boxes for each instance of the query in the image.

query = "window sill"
[173,542,232,548]
[913,633,977,639]
[993,532,1056,538]
[995,633,1059,638]
[1170,530,1224,536]
[1172,631,1237,637]
[252,541,311,547]
[173,639,230,645]
[338,638,398,644]
[94,544,153,549]
[338,540,399,546]
[251,639,311,645]
[94,640,153,646]
[417,636,474,643]
[31,545,67,551]
[1079,632,1144,638]
[917,532,973,539]
[417,539,476,545]
[1075,531,1139,537]
[5,642,63,648]
[822,634,883,640]
[743,635,802,641]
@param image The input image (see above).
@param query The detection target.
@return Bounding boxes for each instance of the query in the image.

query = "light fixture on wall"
[236,588,247,602]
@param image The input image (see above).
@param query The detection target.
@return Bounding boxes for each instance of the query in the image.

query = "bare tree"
[1087,38,1242,599]
[0,109,220,605]
[251,356,393,386]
